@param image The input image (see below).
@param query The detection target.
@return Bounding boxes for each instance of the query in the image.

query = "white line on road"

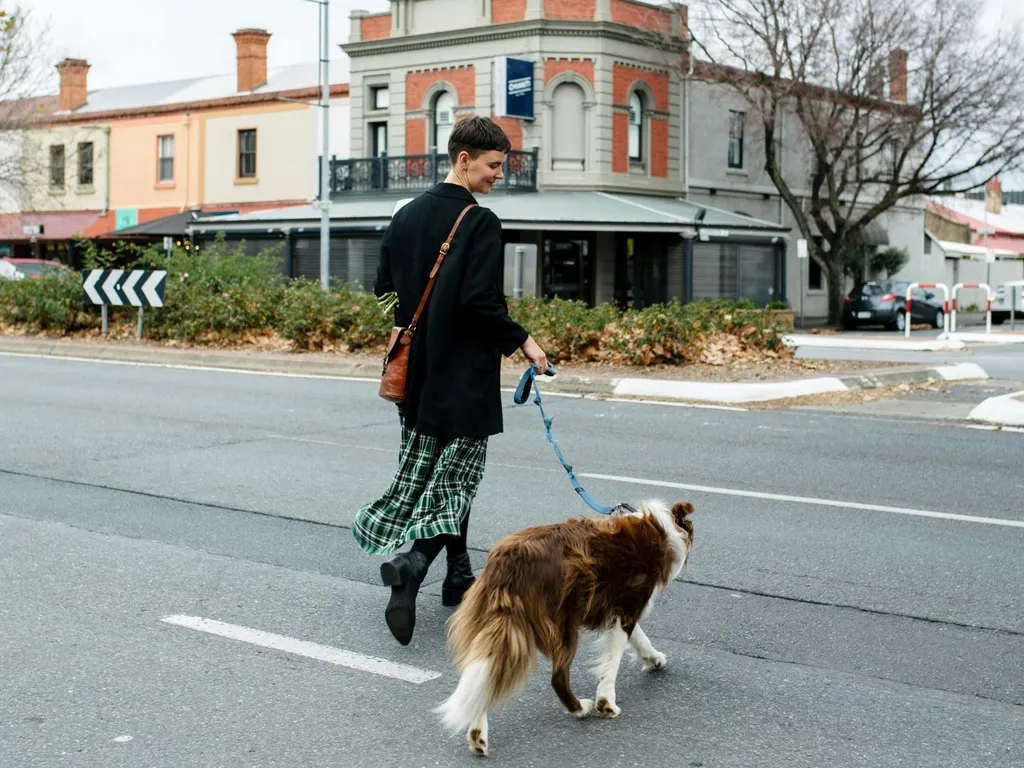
[264,434,1024,530]
[161,615,442,684]
[579,472,1024,529]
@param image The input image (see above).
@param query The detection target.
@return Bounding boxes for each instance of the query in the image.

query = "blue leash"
[513,364,633,516]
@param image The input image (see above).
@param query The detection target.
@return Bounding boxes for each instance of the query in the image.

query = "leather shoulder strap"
[408,203,477,333]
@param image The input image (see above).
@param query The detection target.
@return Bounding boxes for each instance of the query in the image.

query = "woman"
[353,117,549,646]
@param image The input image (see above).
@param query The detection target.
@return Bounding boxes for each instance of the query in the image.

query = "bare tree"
[680,0,1024,323]
[0,3,55,212]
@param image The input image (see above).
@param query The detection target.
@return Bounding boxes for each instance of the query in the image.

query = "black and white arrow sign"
[83,269,166,307]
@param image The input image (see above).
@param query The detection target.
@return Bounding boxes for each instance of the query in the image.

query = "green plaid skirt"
[351,413,488,556]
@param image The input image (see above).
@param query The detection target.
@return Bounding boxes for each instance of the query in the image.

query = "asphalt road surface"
[3,354,1022,768]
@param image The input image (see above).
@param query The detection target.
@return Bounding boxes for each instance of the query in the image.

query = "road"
[2,354,1022,767]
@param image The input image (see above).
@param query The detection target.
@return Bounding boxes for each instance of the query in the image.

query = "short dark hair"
[447,116,511,162]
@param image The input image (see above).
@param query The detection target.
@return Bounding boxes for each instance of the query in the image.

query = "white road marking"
[264,434,1023,529]
[161,615,442,684]
[0,352,378,383]
[579,472,1024,529]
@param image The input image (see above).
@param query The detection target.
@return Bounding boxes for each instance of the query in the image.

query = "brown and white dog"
[435,499,695,756]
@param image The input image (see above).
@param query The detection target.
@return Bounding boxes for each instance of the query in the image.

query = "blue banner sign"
[494,56,534,120]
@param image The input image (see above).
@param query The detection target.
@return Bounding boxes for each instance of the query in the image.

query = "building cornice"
[342,20,684,58]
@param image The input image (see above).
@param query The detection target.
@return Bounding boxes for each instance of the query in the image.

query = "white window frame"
[158,135,175,183]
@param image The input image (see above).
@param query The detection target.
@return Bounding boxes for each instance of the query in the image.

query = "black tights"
[410,515,470,565]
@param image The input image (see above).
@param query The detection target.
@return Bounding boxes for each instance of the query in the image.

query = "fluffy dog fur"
[435,499,695,756]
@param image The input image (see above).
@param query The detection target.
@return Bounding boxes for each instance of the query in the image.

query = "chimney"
[888,49,908,103]
[986,176,1002,215]
[679,4,689,39]
[56,58,90,111]
[232,28,271,92]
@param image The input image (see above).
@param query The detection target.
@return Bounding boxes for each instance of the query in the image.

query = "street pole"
[319,0,331,291]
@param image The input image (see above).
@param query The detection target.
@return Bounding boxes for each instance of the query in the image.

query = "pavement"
[2,353,1023,767]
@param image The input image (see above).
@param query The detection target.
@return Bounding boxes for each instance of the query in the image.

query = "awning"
[935,238,1019,260]
[188,191,791,238]
[94,210,202,239]
[0,211,103,241]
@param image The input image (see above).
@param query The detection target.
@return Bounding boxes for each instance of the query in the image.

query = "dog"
[434,499,695,756]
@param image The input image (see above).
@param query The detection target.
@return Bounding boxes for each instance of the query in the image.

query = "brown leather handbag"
[378,203,477,403]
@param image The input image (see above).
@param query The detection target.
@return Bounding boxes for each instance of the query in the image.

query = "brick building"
[196,0,791,309]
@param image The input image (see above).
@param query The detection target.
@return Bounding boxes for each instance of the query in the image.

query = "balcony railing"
[326,149,538,196]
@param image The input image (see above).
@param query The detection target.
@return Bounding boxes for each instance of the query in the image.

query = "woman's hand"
[520,336,549,374]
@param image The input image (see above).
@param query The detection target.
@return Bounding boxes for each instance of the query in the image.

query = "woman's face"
[457,149,506,194]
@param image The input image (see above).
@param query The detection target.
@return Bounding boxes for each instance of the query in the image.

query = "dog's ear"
[672,501,695,528]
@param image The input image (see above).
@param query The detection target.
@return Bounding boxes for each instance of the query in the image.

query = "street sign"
[21,224,43,236]
[83,268,167,340]
[985,248,995,263]
[83,269,166,307]
[797,238,808,259]
[494,57,534,120]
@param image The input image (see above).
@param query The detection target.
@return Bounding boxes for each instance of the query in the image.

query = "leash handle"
[513,363,557,405]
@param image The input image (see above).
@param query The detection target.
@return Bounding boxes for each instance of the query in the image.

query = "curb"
[612,362,988,404]
[784,334,965,351]
[947,331,1024,345]
[969,391,1024,427]
[0,337,990,406]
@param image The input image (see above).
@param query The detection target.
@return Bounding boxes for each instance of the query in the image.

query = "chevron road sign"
[83,269,166,307]
[82,269,167,339]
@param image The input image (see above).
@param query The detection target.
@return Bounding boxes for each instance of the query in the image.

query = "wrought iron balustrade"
[326,149,538,196]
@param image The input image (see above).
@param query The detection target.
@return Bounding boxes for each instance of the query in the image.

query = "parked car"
[991,280,1024,325]
[0,258,73,280]
[842,280,946,331]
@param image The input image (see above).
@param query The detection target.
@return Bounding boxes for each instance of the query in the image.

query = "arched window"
[551,82,586,171]
[628,91,644,162]
[433,90,455,155]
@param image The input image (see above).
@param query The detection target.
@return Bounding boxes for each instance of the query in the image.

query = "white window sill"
[726,167,748,176]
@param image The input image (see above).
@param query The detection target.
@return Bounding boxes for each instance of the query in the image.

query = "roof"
[95,210,202,238]
[52,60,349,118]
[188,190,791,236]
[927,197,1024,236]
[0,210,102,240]
[932,238,1019,260]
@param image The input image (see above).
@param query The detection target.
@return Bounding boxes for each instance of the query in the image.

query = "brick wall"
[612,63,669,110]
[360,14,391,40]
[406,117,427,155]
[544,57,595,86]
[612,112,629,173]
[405,66,476,110]
[492,0,527,23]
[543,0,596,20]
[610,0,671,33]
[491,116,524,150]
[650,117,668,177]
[612,64,671,175]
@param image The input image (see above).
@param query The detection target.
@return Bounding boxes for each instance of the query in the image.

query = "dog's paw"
[641,650,667,671]
[468,728,488,757]
[573,698,594,719]
[596,696,621,719]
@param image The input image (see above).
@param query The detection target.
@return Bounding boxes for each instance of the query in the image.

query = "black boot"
[380,551,430,645]
[441,551,476,607]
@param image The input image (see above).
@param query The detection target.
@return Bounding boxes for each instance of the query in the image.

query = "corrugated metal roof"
[60,60,348,116]
[928,197,1024,235]
[190,190,790,235]
[934,239,1019,259]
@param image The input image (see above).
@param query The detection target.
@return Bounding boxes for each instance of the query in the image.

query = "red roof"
[0,211,103,241]
[971,234,1024,255]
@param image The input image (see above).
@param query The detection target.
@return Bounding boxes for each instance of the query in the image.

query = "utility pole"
[318,0,331,291]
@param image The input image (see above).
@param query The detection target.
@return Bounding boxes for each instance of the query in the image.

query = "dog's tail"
[435,587,536,733]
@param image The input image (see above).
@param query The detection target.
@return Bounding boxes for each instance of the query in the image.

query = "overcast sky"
[27,0,1023,92]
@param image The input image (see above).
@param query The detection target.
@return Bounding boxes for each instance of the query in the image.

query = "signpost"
[82,269,166,339]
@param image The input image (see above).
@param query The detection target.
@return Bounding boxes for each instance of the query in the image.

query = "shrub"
[0,269,88,334]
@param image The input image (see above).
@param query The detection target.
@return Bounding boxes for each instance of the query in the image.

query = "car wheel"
[895,310,906,332]
[933,309,945,329]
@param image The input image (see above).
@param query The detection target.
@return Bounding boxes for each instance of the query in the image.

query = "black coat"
[374,183,529,439]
